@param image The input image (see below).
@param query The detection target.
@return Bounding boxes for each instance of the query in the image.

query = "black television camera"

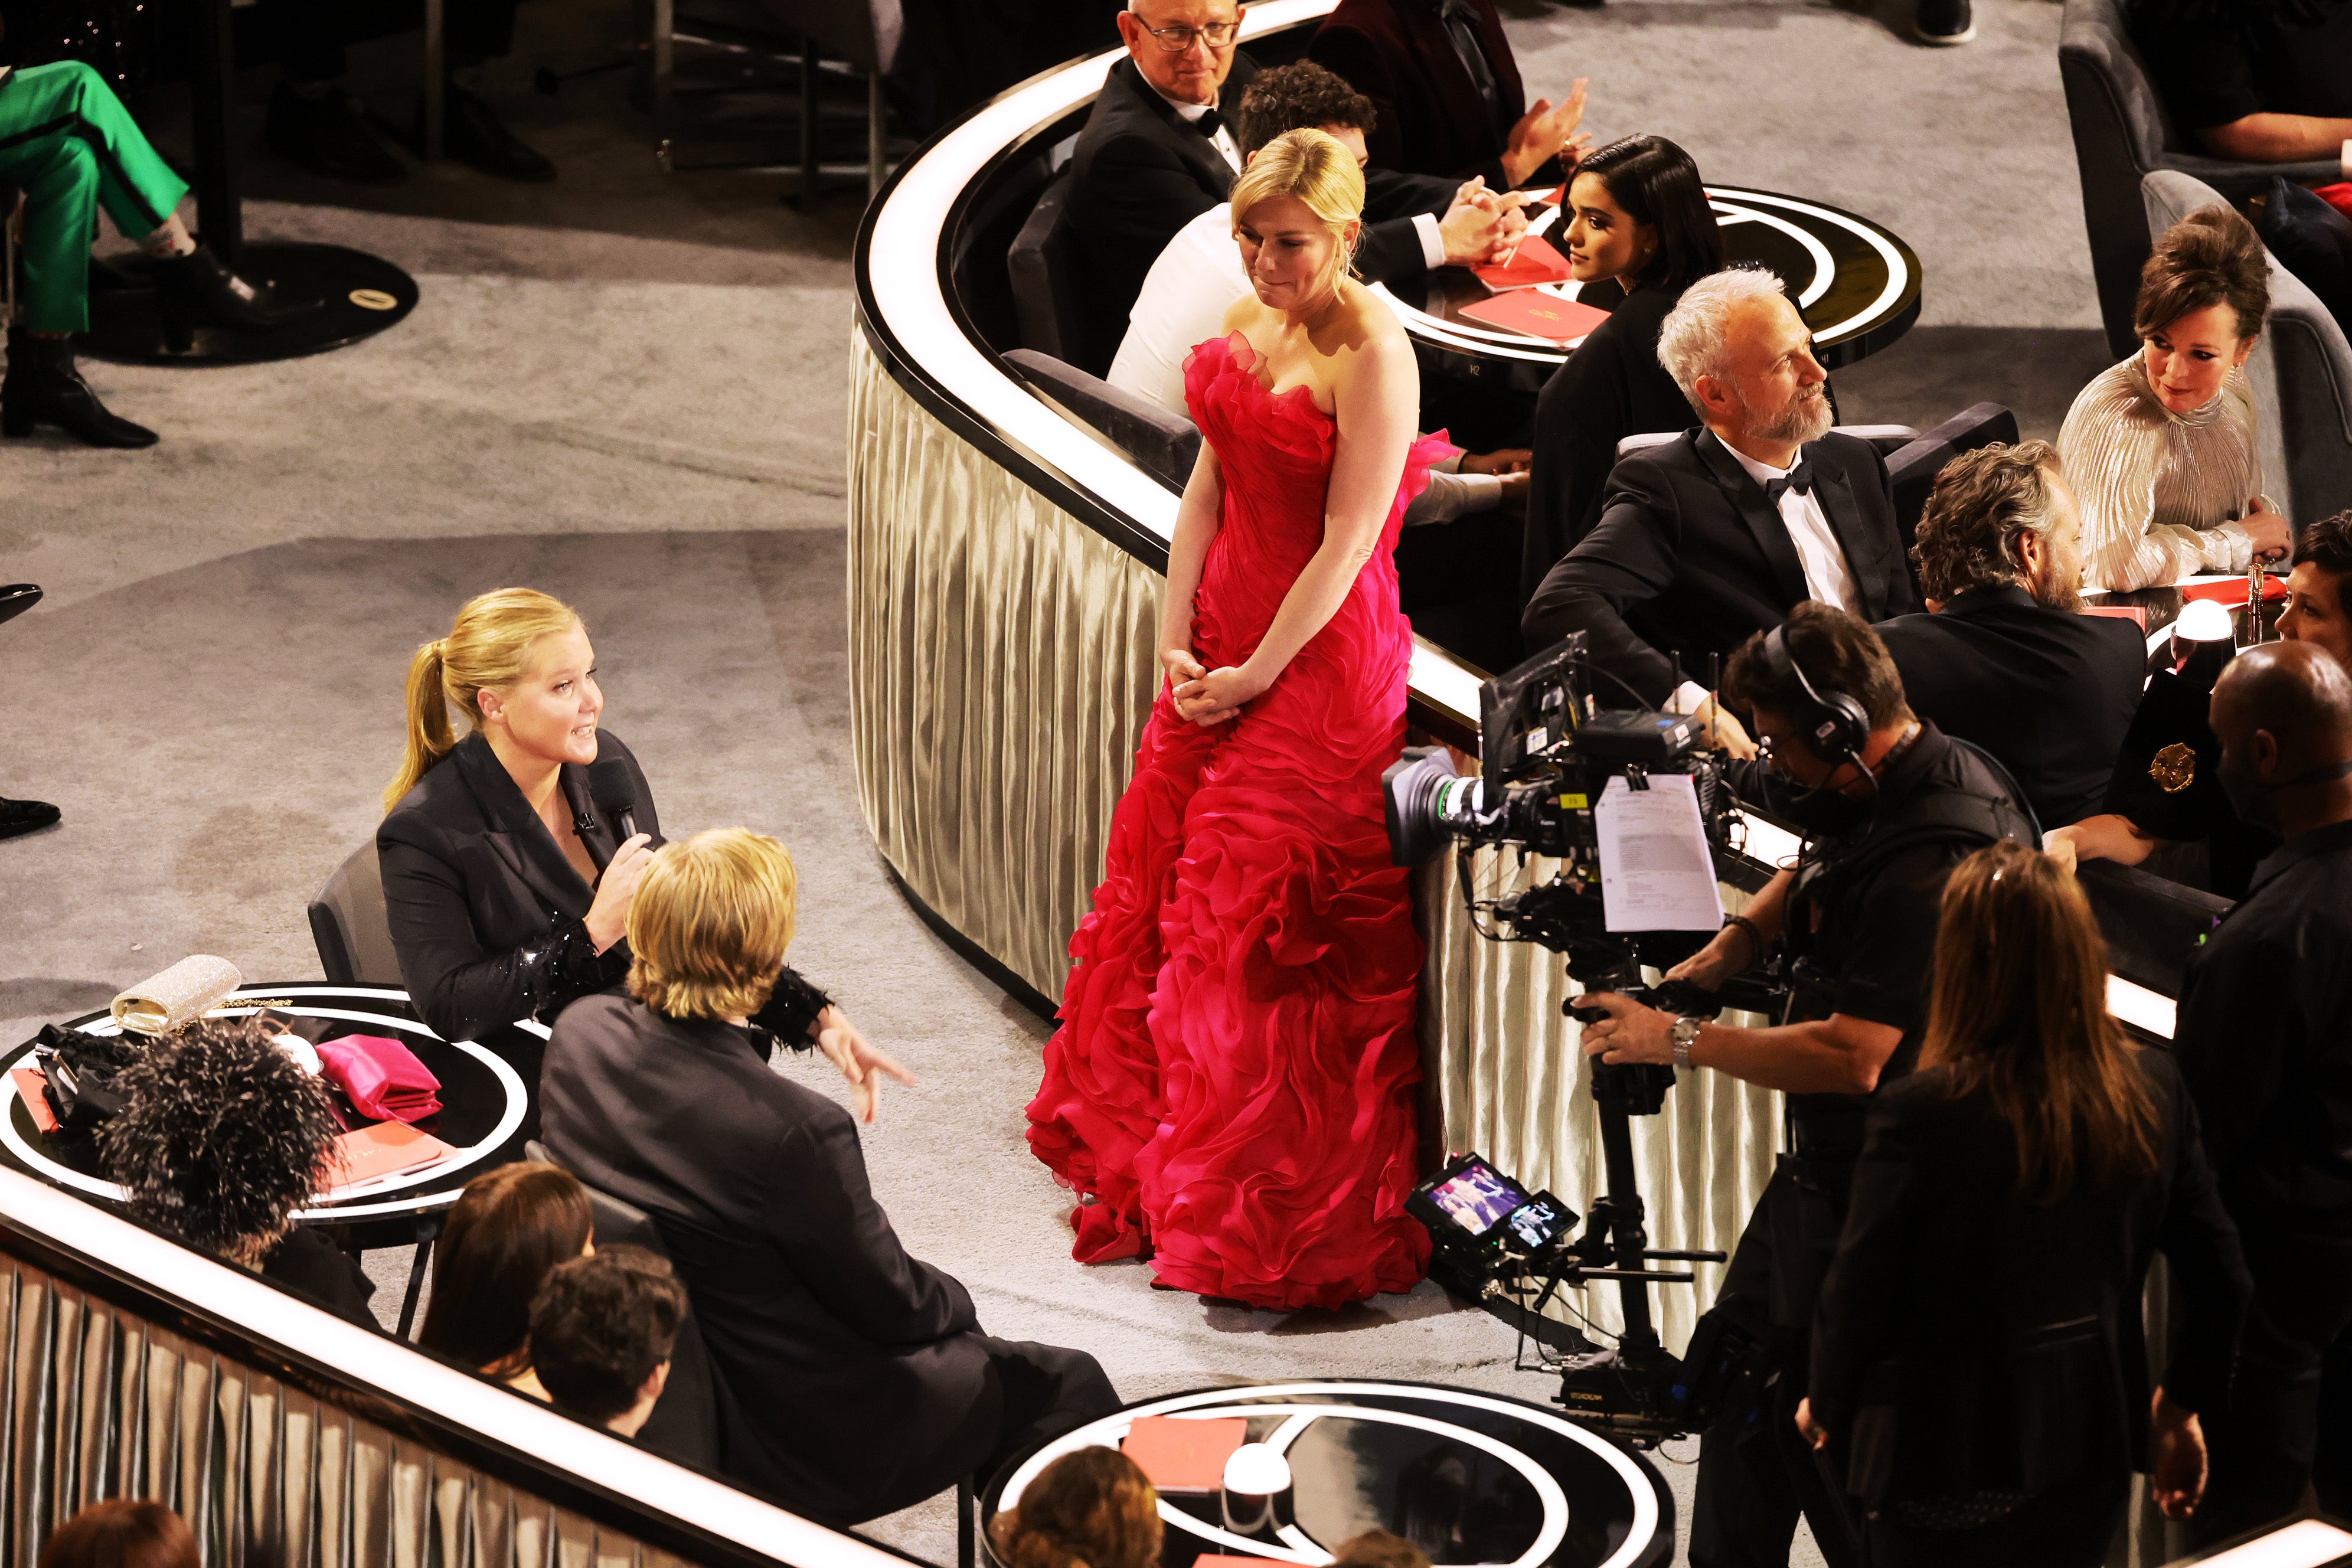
[1386,635,1782,1444]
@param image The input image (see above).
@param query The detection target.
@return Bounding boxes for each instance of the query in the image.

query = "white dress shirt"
[1153,84,1243,174]
[1667,439,1860,717]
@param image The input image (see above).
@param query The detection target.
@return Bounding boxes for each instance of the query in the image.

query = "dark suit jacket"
[1811,1050,2249,1505]
[1066,52,1450,372]
[1308,0,1534,186]
[378,730,661,1046]
[1874,584,2148,831]
[1066,53,1261,372]
[1521,429,1919,702]
[541,995,994,1524]
[1521,282,1696,603]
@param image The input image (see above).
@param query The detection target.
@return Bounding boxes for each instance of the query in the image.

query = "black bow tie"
[1193,107,1225,139]
[1764,458,1815,506]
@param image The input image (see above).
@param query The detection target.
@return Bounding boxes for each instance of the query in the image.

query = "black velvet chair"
[1008,171,1089,369]
[1004,346,1201,492]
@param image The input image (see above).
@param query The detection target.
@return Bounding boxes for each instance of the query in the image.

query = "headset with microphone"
[1760,622,1871,766]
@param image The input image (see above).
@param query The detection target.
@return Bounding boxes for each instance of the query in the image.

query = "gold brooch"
[2150,742,2196,793]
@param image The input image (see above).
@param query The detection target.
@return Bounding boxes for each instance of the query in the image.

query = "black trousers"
[263,0,523,83]
[974,1335,1123,1493]
[1690,1158,1863,1568]
[2191,1221,2352,1545]
[1864,1469,2129,1568]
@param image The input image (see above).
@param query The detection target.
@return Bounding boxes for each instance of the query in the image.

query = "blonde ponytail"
[382,588,585,813]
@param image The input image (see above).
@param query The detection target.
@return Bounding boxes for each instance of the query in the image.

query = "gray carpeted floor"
[0,3,2106,1563]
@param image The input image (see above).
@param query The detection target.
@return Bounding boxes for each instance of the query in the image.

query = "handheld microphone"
[587,757,640,842]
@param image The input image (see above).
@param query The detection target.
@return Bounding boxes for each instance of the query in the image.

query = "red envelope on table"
[1121,1415,1247,1493]
[325,1122,455,1190]
[2181,575,2286,605]
[11,1069,58,1135]
[315,1034,442,1123]
[1537,185,1565,205]
[1458,291,1611,346]
[2080,605,2148,631]
[1473,234,1574,291]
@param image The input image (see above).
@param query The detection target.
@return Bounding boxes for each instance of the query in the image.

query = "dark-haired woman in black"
[1520,134,1724,610]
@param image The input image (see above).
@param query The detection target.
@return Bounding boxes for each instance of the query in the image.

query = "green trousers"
[0,61,190,334]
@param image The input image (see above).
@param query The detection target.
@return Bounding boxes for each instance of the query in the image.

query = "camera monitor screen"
[1507,1193,1574,1252]
[1424,1157,1529,1236]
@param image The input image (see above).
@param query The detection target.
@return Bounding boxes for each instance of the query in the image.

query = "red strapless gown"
[1025,333,1446,1310]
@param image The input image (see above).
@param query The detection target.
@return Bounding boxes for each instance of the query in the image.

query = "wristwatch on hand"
[1668,1015,1704,1070]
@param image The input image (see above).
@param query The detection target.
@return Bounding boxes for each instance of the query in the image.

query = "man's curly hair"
[1236,62,1376,159]
[99,1020,341,1257]
[1911,441,2067,603]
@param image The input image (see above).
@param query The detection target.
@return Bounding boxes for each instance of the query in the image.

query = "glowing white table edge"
[2,986,532,1221]
[994,1383,1661,1568]
[0,1162,909,1568]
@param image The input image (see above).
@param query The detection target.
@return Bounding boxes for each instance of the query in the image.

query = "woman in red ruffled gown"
[1025,128,1443,1310]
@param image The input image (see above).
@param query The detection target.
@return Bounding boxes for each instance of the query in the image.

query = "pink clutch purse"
[316,1034,442,1123]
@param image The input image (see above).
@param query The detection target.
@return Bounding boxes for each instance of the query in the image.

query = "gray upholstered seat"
[307,839,403,986]
[1009,171,1087,368]
[1004,347,1203,493]
[2143,169,2352,536]
[2060,0,2338,356]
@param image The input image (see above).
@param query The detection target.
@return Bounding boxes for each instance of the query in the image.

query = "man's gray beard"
[1742,384,1833,447]
[2029,567,2083,613]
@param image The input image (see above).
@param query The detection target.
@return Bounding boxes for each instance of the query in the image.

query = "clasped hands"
[1164,647,1268,727]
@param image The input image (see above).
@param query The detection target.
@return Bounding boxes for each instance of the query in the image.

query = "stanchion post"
[190,0,242,263]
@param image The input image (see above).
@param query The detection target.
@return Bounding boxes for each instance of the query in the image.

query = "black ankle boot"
[152,246,300,354]
[1,329,159,449]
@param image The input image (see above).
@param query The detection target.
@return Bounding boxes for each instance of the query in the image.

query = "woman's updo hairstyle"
[2134,204,2270,345]
[988,1448,1162,1568]
[1230,126,1367,297]
[1574,133,1724,293]
[384,587,584,812]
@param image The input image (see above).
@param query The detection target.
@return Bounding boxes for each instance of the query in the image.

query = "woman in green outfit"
[0,60,286,447]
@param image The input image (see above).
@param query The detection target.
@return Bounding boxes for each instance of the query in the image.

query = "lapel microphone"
[587,757,640,842]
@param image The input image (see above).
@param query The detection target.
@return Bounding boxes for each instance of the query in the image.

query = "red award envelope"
[1473,234,1573,291]
[1457,291,1611,345]
[324,1122,455,1190]
[11,1069,58,1135]
[1121,1415,1249,1493]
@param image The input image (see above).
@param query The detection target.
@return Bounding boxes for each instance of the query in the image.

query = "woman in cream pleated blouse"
[2058,205,2294,593]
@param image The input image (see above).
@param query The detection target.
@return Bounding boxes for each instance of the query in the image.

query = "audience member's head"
[1655,267,1830,452]
[417,1161,595,1378]
[1921,840,2158,1202]
[527,1246,686,1438]
[1911,441,2085,612]
[1563,133,1722,292]
[629,827,798,1021]
[39,1501,197,1568]
[1236,63,1375,164]
[1331,1530,1432,1568]
[1230,127,1367,312]
[2133,205,2269,416]
[1722,602,1913,791]
[2284,510,2352,670]
[384,586,590,812]
[2210,640,2352,834]
[100,1020,339,1264]
[1115,0,1239,107]
[989,1448,1164,1568]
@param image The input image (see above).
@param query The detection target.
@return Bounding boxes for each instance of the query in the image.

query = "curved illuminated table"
[852,0,1796,1352]
[2,984,537,1334]
[982,1382,1670,1568]
[1404,188,1920,393]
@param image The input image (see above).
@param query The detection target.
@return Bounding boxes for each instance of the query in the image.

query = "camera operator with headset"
[1576,600,2036,1568]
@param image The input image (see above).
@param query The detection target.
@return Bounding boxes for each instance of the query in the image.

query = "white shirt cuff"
[1664,681,1714,717]
[2211,520,2255,576]
[1413,212,1446,270]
